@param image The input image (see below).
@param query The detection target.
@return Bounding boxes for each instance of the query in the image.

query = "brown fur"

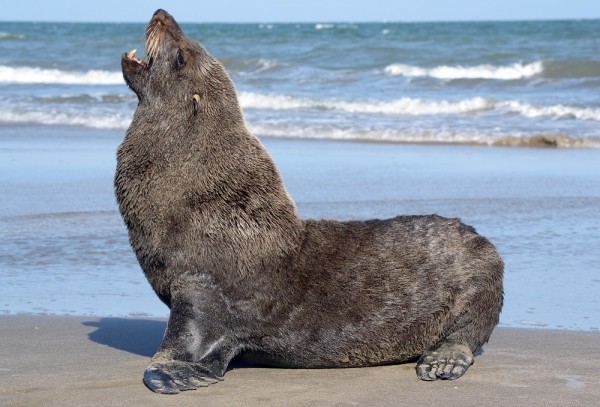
[116,10,503,394]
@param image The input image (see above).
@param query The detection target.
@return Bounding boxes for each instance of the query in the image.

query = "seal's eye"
[177,51,185,67]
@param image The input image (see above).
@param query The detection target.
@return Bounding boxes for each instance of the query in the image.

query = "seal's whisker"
[147,36,158,59]
[145,26,159,59]
[147,26,157,41]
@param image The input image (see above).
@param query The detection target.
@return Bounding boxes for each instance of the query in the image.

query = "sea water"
[0,19,599,330]
[1,19,600,145]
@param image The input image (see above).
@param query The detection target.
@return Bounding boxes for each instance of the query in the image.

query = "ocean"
[2,19,600,146]
[0,18,599,331]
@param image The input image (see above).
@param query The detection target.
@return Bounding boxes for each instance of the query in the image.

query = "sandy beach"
[1,315,599,406]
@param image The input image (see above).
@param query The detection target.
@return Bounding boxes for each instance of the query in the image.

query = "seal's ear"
[193,94,201,115]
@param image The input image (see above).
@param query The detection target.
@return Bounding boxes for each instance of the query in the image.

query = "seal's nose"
[153,9,166,17]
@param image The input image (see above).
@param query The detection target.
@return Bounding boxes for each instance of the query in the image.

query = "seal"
[116,9,504,394]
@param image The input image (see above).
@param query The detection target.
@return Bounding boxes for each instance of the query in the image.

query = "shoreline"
[2,124,600,150]
[1,315,599,406]
[256,133,600,149]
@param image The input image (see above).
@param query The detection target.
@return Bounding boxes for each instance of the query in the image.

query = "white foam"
[0,109,130,129]
[0,65,124,85]
[239,91,600,121]
[384,61,544,80]
[238,92,493,116]
[238,92,314,110]
[498,100,600,121]
[248,123,600,148]
[315,23,334,30]
[314,23,356,30]
[254,59,284,73]
[333,96,494,115]
[0,32,25,40]
[248,122,491,145]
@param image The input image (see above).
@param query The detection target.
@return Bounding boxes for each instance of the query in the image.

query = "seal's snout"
[149,8,177,27]
[145,8,184,61]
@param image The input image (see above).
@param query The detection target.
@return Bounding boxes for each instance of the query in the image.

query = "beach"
[1,315,599,406]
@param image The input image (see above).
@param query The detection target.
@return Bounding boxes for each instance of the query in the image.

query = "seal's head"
[122,9,242,125]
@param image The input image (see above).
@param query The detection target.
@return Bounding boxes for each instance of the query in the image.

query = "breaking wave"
[239,92,493,115]
[497,100,600,121]
[0,65,123,85]
[1,101,598,147]
[315,23,335,30]
[0,32,25,40]
[249,123,600,148]
[384,61,544,80]
[239,92,600,121]
[0,108,131,129]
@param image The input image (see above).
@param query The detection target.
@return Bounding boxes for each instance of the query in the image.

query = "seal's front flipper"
[143,361,222,394]
[144,274,238,393]
[416,342,474,381]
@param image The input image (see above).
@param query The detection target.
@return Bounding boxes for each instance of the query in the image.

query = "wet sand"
[1,315,598,406]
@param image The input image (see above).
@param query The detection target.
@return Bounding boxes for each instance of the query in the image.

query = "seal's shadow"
[84,318,166,358]
[83,318,265,370]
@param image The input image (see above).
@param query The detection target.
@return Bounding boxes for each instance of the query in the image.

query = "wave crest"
[0,32,25,40]
[239,92,493,115]
[384,61,544,80]
[0,109,130,129]
[250,124,600,148]
[499,100,600,121]
[315,23,335,30]
[249,123,600,148]
[239,92,600,121]
[0,65,123,85]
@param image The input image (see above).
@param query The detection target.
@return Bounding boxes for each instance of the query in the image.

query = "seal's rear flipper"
[416,342,474,381]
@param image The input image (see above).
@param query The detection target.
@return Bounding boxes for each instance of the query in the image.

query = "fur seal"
[116,9,504,394]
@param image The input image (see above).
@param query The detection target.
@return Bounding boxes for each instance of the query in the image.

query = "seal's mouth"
[125,49,147,68]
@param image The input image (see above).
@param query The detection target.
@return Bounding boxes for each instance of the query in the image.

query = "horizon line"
[2,17,599,25]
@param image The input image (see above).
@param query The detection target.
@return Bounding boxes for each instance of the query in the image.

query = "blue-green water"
[0,17,599,330]
[1,19,600,145]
